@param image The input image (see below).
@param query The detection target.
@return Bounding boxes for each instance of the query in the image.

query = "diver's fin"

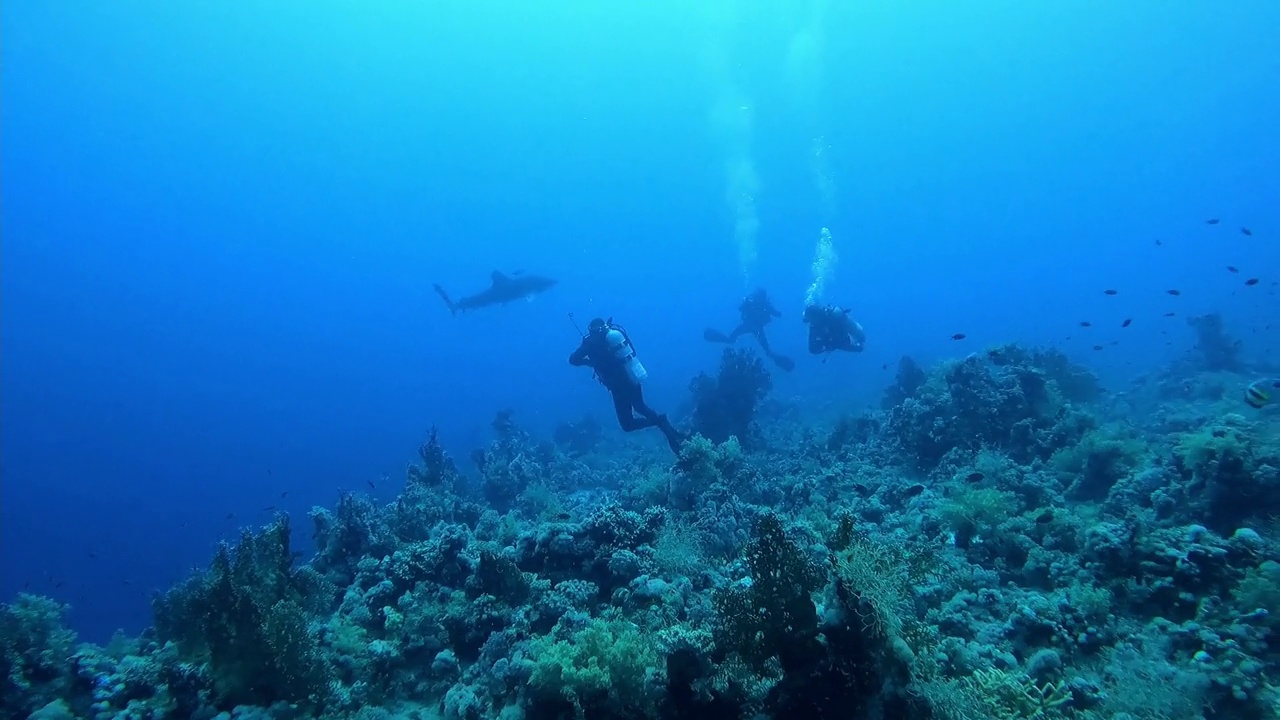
[703,328,731,343]
[770,353,796,372]
[433,284,457,316]
[659,421,685,454]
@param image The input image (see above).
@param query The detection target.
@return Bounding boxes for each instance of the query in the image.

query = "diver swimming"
[703,288,796,371]
[569,316,684,454]
[803,303,866,356]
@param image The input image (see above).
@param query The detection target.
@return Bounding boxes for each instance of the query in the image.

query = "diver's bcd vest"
[604,325,648,384]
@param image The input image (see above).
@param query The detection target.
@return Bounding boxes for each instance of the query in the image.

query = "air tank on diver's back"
[605,327,648,384]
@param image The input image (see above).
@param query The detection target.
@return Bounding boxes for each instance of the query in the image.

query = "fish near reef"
[1245,380,1271,409]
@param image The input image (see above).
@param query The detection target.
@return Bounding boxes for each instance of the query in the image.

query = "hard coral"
[713,514,822,674]
[689,348,773,447]
[152,517,334,711]
[1171,415,1280,532]
[881,355,928,410]
[1187,313,1243,372]
[884,347,1095,472]
[0,594,77,720]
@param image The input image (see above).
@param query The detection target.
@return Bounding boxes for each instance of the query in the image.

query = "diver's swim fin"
[770,352,796,372]
[662,427,686,454]
[657,416,685,454]
[703,328,731,343]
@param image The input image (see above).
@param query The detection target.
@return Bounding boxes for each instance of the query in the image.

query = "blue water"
[2,1,1277,642]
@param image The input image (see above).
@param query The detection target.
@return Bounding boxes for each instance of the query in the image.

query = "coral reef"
[1187,313,1244,372]
[688,348,773,447]
[5,343,1280,720]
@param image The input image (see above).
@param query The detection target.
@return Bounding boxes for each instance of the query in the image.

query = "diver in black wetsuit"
[570,317,684,453]
[803,304,866,355]
[704,288,796,371]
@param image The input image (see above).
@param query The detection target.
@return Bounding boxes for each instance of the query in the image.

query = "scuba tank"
[604,324,648,384]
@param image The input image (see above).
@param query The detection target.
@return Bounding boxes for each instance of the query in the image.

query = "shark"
[434,271,559,316]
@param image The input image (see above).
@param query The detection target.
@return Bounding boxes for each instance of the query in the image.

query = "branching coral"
[712,514,822,674]
[152,517,334,711]
[0,594,77,720]
[881,355,928,409]
[1187,313,1243,372]
[689,348,773,447]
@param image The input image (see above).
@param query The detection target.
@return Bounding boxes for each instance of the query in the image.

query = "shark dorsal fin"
[490,271,511,286]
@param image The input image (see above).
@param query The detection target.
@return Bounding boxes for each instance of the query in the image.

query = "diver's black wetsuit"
[804,304,866,355]
[706,289,794,370]
[726,290,780,350]
[569,324,682,451]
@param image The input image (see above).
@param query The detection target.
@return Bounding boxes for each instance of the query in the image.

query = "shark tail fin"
[433,284,457,317]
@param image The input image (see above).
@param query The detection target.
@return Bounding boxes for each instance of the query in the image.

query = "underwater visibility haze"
[1,1,1279,718]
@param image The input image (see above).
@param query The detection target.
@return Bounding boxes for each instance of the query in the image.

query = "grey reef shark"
[434,271,558,316]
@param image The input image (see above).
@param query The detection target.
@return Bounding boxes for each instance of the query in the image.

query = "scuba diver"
[803,303,866,356]
[569,317,685,453]
[703,288,796,371]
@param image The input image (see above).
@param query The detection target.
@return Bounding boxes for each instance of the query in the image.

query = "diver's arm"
[569,340,591,366]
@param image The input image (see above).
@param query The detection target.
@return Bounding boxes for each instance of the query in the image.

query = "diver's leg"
[634,387,684,451]
[628,386,662,429]
[612,389,640,431]
[614,386,657,432]
[753,330,773,353]
[726,324,750,343]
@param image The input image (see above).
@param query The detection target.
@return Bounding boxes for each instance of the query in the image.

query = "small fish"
[1079,321,1092,328]
[367,480,376,490]
[1155,239,1163,246]
[1092,344,1104,351]
[1241,227,1252,236]
[881,363,888,370]
[1227,266,1239,273]
[1245,380,1271,409]
[1035,510,1054,524]
[88,552,98,559]
[1206,218,1220,225]
[1121,318,1132,328]
[225,513,235,520]
[966,472,985,483]
[1163,312,1176,317]
[904,484,925,497]
[1103,289,1118,295]
[951,333,967,340]
[1245,278,1259,286]
[852,482,872,496]
[281,491,288,498]
[1167,289,1181,296]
